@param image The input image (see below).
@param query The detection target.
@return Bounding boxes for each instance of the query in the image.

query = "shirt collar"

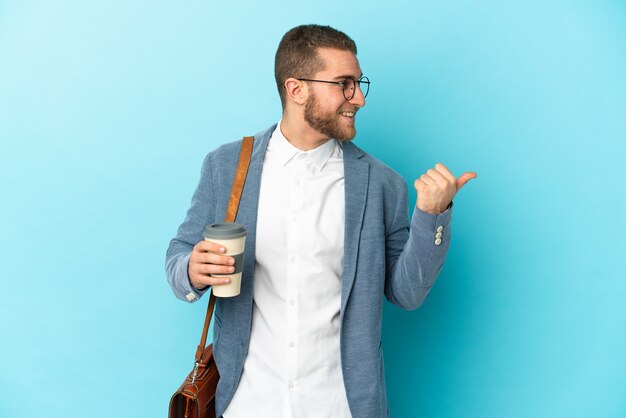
[271,121,341,173]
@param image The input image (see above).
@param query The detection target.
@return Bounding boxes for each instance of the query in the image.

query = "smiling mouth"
[339,110,357,119]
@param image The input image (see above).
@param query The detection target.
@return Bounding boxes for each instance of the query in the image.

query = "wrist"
[415,201,452,215]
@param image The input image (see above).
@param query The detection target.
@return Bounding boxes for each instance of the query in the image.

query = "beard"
[303,92,357,141]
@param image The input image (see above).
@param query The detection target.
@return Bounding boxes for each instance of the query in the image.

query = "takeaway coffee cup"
[203,223,247,297]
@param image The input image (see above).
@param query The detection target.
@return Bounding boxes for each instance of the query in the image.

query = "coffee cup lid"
[203,223,247,239]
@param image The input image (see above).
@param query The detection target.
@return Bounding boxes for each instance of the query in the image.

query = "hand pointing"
[414,163,477,214]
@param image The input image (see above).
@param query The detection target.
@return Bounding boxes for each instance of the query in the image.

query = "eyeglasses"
[297,76,370,101]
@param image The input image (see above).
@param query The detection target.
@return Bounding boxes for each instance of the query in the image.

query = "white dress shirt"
[223,123,352,417]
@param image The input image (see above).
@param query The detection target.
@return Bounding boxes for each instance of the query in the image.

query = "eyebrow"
[331,72,363,81]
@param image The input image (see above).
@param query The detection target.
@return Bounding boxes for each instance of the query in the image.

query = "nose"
[348,84,366,107]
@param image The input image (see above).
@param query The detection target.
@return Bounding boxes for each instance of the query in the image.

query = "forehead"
[314,47,362,79]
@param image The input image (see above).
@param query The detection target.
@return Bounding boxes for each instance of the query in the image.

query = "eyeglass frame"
[297,76,370,101]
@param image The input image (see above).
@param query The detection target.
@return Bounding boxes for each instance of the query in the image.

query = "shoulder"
[344,142,406,189]
[205,124,277,168]
[209,140,242,162]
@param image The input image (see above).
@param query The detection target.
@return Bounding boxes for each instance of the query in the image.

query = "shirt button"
[437,226,444,233]
[289,256,295,263]
[185,292,197,302]
[288,381,294,389]
[435,238,442,246]
[435,232,443,239]
[289,341,295,348]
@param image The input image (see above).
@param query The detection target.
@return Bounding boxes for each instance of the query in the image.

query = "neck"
[280,112,331,151]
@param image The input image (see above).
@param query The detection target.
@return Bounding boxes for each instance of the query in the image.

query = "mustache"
[338,107,360,114]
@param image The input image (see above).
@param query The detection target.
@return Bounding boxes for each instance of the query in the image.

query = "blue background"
[1,1,625,417]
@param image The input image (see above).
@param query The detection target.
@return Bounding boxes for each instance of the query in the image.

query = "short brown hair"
[275,24,357,107]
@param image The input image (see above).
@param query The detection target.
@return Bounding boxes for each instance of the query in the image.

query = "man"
[166,24,476,418]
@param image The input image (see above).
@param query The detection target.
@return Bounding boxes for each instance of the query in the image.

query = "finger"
[434,163,455,183]
[192,275,232,288]
[195,262,236,276]
[420,173,436,187]
[414,179,426,192]
[207,276,232,285]
[194,252,236,266]
[194,240,227,254]
[427,168,450,188]
[455,171,478,191]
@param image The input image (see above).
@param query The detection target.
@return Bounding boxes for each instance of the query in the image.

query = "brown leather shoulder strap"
[225,136,254,223]
[195,135,255,363]
[195,293,217,362]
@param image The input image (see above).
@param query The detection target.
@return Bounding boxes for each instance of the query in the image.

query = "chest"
[255,158,345,269]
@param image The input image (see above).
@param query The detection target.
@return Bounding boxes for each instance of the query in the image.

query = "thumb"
[455,172,478,191]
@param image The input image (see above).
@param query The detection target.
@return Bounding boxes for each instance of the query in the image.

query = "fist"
[188,240,236,290]
[414,163,477,214]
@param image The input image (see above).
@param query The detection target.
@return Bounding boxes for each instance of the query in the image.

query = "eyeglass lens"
[343,77,370,100]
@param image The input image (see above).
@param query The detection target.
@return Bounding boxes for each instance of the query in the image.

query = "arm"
[384,200,453,310]
[165,153,235,302]
[384,163,476,310]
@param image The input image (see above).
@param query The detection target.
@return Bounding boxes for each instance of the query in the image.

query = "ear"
[284,78,308,105]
